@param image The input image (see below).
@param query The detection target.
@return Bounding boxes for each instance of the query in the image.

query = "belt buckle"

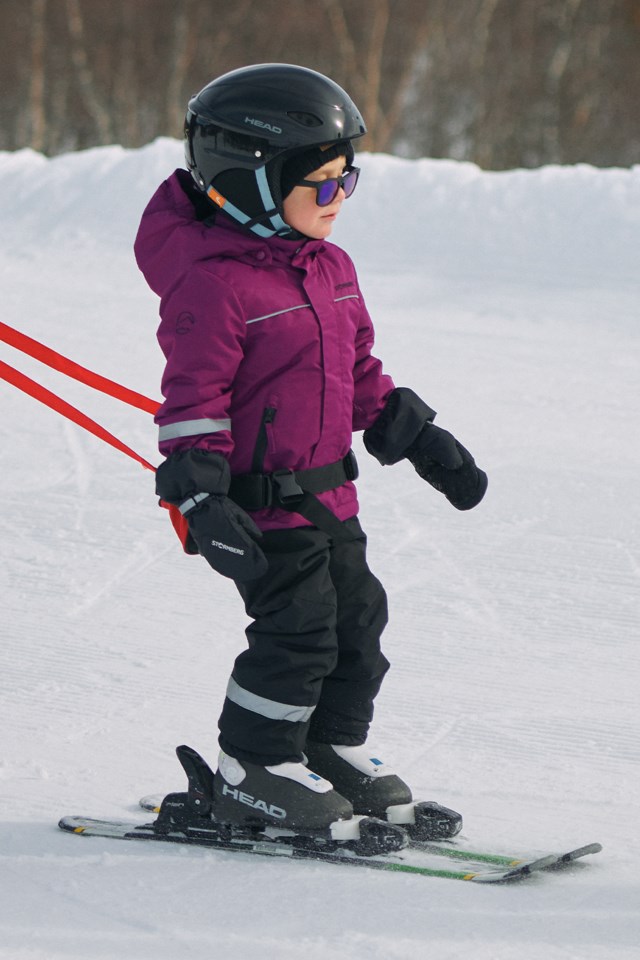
[344,449,359,481]
[271,469,305,506]
[260,474,274,508]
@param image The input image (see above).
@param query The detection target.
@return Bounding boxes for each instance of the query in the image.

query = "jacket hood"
[134,169,325,298]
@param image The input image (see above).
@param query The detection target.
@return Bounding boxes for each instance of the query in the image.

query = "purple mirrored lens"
[316,179,340,206]
[313,169,359,206]
[342,169,358,197]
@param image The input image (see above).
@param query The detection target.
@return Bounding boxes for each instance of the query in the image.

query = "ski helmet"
[184,63,367,237]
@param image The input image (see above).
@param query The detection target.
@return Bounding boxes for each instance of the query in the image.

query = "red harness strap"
[0,323,190,551]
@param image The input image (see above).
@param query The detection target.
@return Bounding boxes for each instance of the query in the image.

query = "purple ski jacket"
[135,169,395,531]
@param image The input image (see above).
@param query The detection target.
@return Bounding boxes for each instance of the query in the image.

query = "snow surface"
[1,139,639,959]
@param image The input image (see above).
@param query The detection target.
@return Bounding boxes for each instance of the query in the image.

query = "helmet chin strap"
[254,167,290,235]
[207,167,294,238]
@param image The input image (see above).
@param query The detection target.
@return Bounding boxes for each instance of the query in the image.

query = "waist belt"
[229,450,359,541]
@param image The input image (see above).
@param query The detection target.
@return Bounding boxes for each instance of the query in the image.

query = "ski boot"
[212,750,353,831]
[303,741,463,841]
[153,745,407,857]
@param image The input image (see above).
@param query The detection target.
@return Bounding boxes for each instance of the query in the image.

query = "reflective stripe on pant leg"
[225,676,317,723]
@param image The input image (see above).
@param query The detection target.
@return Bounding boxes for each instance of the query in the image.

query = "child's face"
[282,155,349,239]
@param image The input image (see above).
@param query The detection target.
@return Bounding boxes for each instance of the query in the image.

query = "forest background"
[2,0,639,170]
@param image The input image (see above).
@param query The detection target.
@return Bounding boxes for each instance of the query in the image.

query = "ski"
[59,744,601,883]
[138,794,602,873]
[409,839,603,871]
[57,814,555,883]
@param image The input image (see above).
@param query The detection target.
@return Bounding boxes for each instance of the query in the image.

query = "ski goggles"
[297,167,360,207]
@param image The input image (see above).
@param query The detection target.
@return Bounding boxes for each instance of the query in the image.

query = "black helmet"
[184,63,367,237]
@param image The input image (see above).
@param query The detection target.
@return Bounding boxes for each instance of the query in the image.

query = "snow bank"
[2,140,638,285]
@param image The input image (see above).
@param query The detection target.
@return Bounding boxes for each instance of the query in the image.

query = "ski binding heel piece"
[175,743,215,816]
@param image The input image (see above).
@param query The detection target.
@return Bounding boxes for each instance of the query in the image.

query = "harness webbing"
[0,358,156,472]
[0,321,158,413]
[0,321,188,548]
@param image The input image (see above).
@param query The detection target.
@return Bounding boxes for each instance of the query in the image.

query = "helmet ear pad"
[212,167,270,221]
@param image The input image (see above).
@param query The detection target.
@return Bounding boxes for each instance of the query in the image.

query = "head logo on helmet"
[184,63,367,238]
[244,117,283,135]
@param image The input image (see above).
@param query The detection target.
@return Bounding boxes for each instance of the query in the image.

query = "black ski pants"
[218,517,389,765]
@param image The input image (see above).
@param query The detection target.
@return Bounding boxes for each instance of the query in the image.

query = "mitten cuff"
[363,387,437,465]
[155,449,231,503]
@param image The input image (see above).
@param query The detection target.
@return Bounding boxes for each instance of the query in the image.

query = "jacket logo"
[176,312,195,335]
[245,116,282,134]
[221,784,286,819]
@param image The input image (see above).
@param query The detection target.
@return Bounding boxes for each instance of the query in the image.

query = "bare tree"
[28,0,48,151]
[65,0,114,144]
[165,0,197,136]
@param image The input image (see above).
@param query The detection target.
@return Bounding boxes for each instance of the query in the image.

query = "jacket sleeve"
[351,282,395,432]
[155,265,247,458]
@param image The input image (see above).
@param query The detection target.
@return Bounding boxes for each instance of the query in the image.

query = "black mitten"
[407,423,488,511]
[156,450,268,582]
[364,387,487,510]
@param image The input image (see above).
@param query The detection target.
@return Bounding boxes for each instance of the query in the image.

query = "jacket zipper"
[251,406,277,474]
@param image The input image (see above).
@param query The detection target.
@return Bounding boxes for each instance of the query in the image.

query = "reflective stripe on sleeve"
[178,492,209,515]
[158,418,231,441]
[225,676,317,723]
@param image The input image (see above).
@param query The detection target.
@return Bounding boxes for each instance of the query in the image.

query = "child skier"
[135,64,487,843]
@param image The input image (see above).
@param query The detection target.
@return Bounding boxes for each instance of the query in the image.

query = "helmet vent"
[287,111,323,128]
